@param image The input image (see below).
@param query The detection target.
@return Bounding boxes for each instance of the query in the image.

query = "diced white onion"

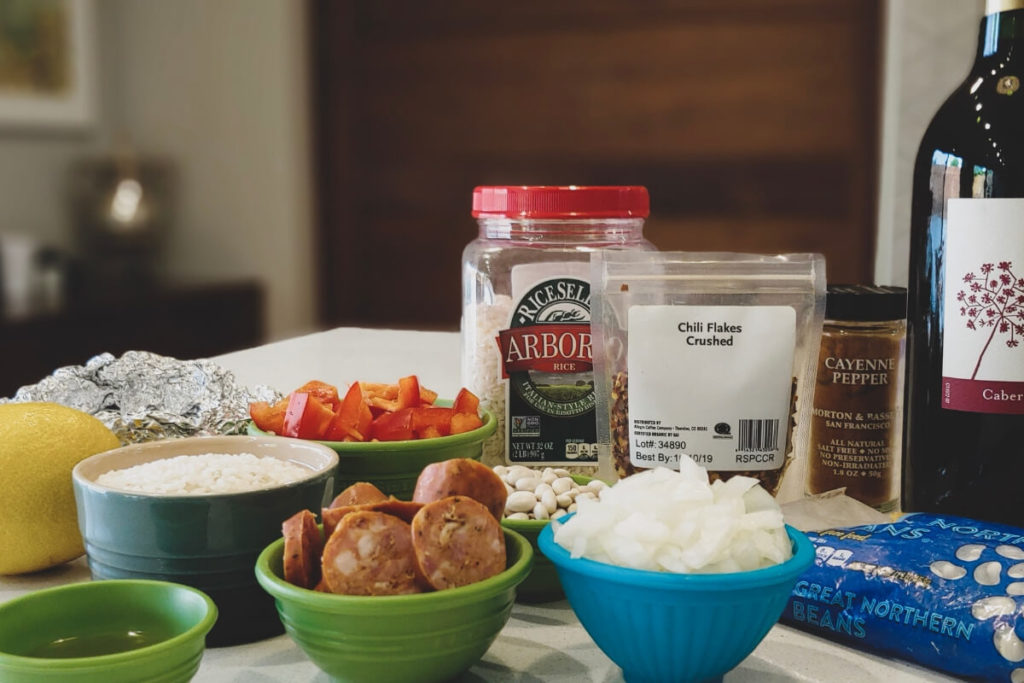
[552,461,792,574]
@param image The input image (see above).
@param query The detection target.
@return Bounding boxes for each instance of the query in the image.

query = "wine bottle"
[903,0,1024,525]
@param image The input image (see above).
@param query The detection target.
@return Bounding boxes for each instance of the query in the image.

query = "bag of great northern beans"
[782,513,1024,681]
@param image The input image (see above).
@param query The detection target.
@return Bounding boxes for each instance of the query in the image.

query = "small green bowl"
[0,579,217,683]
[72,435,338,647]
[255,526,532,683]
[247,406,497,500]
[500,474,597,603]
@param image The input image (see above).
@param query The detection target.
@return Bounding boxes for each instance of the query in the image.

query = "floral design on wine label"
[956,261,1024,378]
[943,199,1024,414]
[997,75,1020,95]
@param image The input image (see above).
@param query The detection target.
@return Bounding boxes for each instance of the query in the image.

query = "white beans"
[506,491,538,513]
[975,561,1004,586]
[930,560,967,580]
[996,623,1024,662]
[552,477,575,495]
[496,466,598,520]
[956,544,985,562]
[999,545,1024,560]
[972,596,1017,620]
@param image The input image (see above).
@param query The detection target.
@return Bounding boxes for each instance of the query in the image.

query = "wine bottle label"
[942,198,1024,414]
[986,0,1024,15]
[626,304,796,471]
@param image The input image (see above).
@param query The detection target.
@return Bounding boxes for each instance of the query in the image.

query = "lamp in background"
[67,147,175,300]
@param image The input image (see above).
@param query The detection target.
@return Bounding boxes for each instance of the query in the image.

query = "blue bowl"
[538,520,813,683]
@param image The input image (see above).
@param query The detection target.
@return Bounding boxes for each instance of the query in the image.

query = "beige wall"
[875,0,984,286]
[101,0,316,341]
[0,0,316,342]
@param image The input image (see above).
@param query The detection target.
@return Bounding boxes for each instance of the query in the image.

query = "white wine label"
[626,304,796,471]
[943,198,1024,414]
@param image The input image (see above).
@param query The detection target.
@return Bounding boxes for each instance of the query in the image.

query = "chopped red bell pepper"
[450,411,484,434]
[258,376,479,443]
[411,406,453,438]
[361,382,399,400]
[371,407,415,441]
[249,400,287,435]
[325,381,373,441]
[452,387,480,416]
[396,375,421,410]
[282,392,335,439]
[294,380,341,410]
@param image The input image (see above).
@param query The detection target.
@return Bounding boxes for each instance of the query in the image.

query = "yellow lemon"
[0,402,120,575]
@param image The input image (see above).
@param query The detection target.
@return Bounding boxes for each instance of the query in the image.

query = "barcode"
[737,419,780,452]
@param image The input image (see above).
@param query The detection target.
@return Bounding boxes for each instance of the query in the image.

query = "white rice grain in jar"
[461,186,653,469]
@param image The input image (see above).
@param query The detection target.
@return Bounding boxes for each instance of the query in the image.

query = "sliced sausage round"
[411,496,506,591]
[412,458,508,521]
[321,510,424,595]
[322,498,425,540]
[281,509,323,590]
[329,481,389,509]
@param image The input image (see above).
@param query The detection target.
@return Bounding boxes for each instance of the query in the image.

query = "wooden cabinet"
[312,0,882,329]
[0,281,264,398]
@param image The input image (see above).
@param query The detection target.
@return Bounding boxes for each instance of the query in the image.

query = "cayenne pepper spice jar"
[460,186,653,469]
[806,285,907,511]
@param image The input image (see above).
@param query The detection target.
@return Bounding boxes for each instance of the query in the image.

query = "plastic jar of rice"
[461,186,654,470]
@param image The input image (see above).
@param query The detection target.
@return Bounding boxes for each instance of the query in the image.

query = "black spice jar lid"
[826,284,907,322]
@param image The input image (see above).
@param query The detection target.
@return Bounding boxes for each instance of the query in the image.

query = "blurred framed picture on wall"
[0,0,96,129]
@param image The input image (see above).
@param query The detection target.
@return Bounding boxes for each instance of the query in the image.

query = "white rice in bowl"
[95,452,313,495]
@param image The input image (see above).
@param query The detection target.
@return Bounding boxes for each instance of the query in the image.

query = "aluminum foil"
[0,351,282,444]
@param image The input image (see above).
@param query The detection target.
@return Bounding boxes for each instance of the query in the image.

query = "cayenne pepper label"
[501,267,597,465]
[807,325,904,511]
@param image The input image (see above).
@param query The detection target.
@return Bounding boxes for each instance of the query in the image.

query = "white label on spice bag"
[627,304,796,471]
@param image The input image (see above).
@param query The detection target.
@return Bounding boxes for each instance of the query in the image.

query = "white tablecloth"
[0,327,957,682]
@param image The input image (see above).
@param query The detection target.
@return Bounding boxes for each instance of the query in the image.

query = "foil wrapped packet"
[0,351,281,444]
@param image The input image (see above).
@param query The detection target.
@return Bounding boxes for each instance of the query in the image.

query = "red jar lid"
[472,186,650,218]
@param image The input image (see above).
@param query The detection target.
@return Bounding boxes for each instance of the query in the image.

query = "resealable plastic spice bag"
[590,251,826,502]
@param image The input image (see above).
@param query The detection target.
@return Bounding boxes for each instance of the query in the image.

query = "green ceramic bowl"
[71,435,338,647]
[0,579,217,683]
[246,406,497,500]
[255,526,532,683]
[500,474,598,603]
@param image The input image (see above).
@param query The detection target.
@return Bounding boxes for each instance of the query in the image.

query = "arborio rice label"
[782,513,1024,680]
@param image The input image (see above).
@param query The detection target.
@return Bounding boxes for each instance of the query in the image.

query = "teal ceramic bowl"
[500,474,598,603]
[0,579,216,683]
[255,526,532,683]
[71,435,338,647]
[539,521,814,683]
[247,406,496,500]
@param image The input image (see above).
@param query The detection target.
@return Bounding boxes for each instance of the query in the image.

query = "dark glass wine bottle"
[903,0,1024,525]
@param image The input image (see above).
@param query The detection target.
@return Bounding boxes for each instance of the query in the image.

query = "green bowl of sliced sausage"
[255,524,532,683]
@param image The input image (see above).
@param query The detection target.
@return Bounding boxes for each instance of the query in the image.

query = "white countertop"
[0,327,958,682]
